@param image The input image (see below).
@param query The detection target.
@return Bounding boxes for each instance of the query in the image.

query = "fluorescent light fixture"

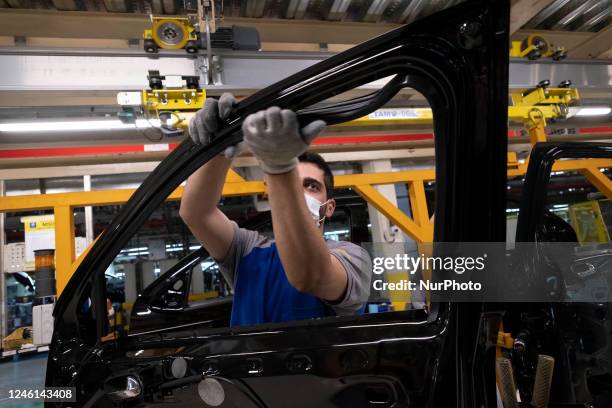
[0,119,160,132]
[120,246,148,253]
[324,229,349,236]
[574,107,611,117]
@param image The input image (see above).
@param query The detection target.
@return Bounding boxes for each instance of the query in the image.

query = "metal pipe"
[205,14,213,85]
[242,0,266,18]
[162,0,175,14]
[551,0,600,30]
[576,5,612,32]
[151,0,164,14]
[327,0,352,21]
[363,0,392,23]
[524,0,571,29]
[284,0,310,19]
[399,0,427,24]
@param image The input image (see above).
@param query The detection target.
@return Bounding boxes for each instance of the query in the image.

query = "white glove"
[242,107,326,174]
[188,92,244,158]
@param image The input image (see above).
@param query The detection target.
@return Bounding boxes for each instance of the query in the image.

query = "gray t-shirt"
[216,221,372,316]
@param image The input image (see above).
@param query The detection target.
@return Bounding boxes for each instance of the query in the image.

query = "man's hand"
[242,107,326,174]
[189,92,243,158]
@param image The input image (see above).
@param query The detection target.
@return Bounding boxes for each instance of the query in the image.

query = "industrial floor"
[0,353,46,408]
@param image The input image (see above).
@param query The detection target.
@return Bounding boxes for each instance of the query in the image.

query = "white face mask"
[304,193,330,226]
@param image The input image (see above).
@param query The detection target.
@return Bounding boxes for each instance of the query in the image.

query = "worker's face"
[297,162,336,225]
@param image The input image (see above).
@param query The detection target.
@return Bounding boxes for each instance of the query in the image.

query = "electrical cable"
[157,110,186,137]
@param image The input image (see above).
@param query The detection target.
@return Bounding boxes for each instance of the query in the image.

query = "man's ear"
[325,198,336,218]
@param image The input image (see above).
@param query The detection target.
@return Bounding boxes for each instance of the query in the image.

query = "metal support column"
[361,160,409,310]
[191,264,205,294]
[362,160,406,245]
[53,205,75,297]
[123,263,137,305]
[83,175,94,246]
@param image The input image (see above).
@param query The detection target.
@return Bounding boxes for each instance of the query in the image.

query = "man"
[179,93,372,327]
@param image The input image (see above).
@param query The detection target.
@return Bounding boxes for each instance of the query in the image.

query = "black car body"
[45,0,612,406]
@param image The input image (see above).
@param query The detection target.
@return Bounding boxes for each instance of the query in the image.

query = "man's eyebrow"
[303,177,323,187]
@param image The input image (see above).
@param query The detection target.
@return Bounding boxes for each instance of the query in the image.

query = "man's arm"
[179,156,235,261]
[180,93,239,262]
[265,169,348,301]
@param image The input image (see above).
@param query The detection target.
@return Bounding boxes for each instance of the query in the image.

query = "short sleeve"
[325,241,372,315]
[214,221,269,288]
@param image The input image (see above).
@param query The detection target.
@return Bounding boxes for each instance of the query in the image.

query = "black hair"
[298,152,334,199]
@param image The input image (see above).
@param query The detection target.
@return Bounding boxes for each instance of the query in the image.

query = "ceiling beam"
[0,9,400,44]
[509,0,555,34]
[568,24,612,59]
[0,9,148,39]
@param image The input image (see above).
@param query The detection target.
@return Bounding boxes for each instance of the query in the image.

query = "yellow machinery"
[510,34,567,61]
[142,0,220,54]
[117,71,206,135]
[510,79,580,145]
[143,16,199,54]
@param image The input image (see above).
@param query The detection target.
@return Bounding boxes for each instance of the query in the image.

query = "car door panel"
[99,309,433,406]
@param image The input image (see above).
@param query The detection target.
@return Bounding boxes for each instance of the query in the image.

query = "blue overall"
[230,243,334,327]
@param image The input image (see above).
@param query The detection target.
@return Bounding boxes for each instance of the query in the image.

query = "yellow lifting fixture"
[117,71,206,135]
[510,79,580,145]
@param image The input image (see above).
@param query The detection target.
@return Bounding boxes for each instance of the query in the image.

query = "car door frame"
[516,142,612,243]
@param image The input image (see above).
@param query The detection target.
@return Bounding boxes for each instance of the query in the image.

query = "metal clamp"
[196,55,223,86]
